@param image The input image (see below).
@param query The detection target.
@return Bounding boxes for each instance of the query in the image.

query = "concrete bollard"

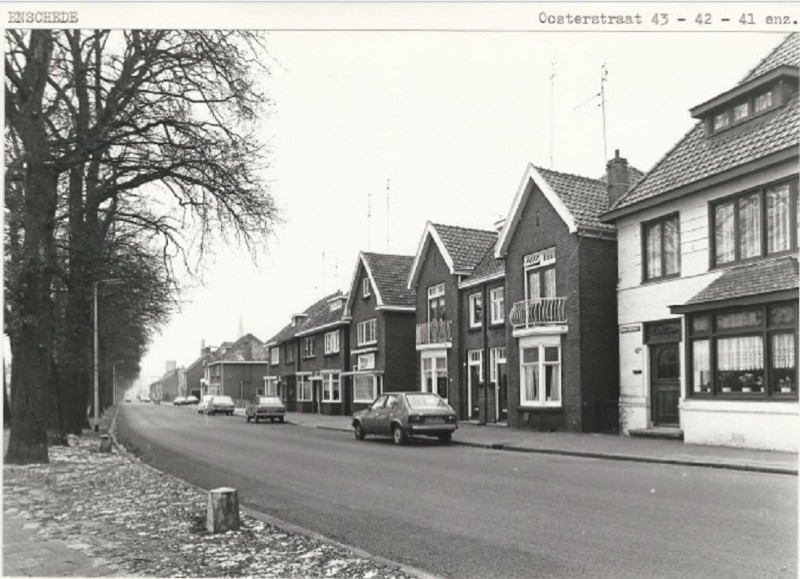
[99,434,112,453]
[207,487,240,533]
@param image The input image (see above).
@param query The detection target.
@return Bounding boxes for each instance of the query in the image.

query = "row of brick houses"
[170,34,797,451]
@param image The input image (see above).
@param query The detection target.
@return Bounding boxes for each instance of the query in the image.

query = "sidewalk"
[279,411,798,475]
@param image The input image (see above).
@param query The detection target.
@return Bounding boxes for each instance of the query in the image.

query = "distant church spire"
[238,314,244,339]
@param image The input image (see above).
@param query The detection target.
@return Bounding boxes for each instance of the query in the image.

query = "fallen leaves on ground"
[4,434,417,579]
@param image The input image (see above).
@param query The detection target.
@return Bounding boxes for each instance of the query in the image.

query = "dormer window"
[329,299,342,312]
[732,102,749,122]
[754,91,773,112]
[713,112,730,131]
[691,66,797,137]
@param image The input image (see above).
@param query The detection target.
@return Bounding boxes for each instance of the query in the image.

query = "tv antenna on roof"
[386,177,391,252]
[601,63,609,163]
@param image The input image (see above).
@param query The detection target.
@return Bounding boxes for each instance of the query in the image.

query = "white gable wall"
[616,158,799,450]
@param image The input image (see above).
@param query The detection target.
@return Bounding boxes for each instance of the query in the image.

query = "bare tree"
[5,29,278,463]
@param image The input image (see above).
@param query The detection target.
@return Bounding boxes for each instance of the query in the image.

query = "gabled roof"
[496,164,612,258]
[345,252,415,316]
[408,221,497,288]
[294,290,349,337]
[208,333,268,363]
[460,240,505,288]
[671,257,798,313]
[606,33,800,218]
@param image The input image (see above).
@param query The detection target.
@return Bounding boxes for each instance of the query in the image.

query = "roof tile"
[536,167,615,232]
[432,223,497,272]
[362,253,416,307]
[684,257,798,306]
[611,33,799,213]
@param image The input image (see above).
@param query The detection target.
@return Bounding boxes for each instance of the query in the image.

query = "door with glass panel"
[650,343,680,425]
[467,350,482,419]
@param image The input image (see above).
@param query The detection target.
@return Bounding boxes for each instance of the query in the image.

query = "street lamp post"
[93,279,122,432]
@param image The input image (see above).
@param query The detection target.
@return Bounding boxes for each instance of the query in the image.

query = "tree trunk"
[6,31,57,465]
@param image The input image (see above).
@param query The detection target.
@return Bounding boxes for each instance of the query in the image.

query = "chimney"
[606,149,630,209]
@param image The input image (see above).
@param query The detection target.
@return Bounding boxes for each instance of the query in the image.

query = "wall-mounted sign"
[620,324,641,334]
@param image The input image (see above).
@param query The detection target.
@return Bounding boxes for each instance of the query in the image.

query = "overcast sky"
[137,30,784,387]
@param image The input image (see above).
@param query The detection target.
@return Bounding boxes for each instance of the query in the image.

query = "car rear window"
[405,393,448,409]
[215,396,234,404]
[258,397,281,404]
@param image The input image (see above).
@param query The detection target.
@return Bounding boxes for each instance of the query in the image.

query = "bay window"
[688,302,797,397]
[643,213,680,281]
[353,375,378,403]
[520,343,561,407]
[422,354,448,399]
[712,180,798,267]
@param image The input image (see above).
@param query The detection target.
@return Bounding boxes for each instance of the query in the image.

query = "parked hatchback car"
[352,392,457,445]
[245,396,286,423]
[205,395,235,416]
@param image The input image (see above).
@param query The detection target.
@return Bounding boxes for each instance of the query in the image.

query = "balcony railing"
[509,297,567,328]
[416,319,453,345]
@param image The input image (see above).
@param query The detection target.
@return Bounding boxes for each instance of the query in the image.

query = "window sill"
[641,273,681,285]
[518,404,562,411]
[468,325,482,333]
[324,351,341,357]
[712,250,797,272]
[689,393,797,400]
[489,321,505,328]
[322,400,342,404]
[357,341,378,347]
[302,356,316,360]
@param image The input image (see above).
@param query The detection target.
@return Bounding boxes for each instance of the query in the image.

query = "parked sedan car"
[185,395,199,405]
[198,395,213,414]
[245,396,286,423]
[205,395,235,416]
[173,396,186,406]
[352,391,457,445]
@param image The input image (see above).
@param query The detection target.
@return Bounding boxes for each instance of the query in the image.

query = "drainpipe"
[481,283,489,426]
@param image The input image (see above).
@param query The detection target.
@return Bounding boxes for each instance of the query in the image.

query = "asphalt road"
[116,403,797,579]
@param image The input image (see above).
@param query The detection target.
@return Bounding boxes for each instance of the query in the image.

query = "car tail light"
[445,415,456,423]
[408,415,423,424]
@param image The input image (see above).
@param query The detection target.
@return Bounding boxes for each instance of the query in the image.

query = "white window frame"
[490,346,507,383]
[303,337,316,358]
[363,277,371,297]
[469,293,483,329]
[324,330,340,354]
[353,375,378,403]
[270,347,279,366]
[420,351,448,401]
[519,337,562,408]
[322,372,341,402]
[357,353,375,370]
[523,247,556,301]
[427,283,446,322]
[357,318,377,346]
[264,376,278,397]
[490,287,505,324]
[297,375,312,401]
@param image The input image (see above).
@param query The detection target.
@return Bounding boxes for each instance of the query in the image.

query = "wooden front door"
[650,343,680,426]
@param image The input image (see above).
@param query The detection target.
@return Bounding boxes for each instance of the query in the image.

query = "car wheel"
[353,422,365,440]
[392,425,406,445]
[438,433,452,444]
